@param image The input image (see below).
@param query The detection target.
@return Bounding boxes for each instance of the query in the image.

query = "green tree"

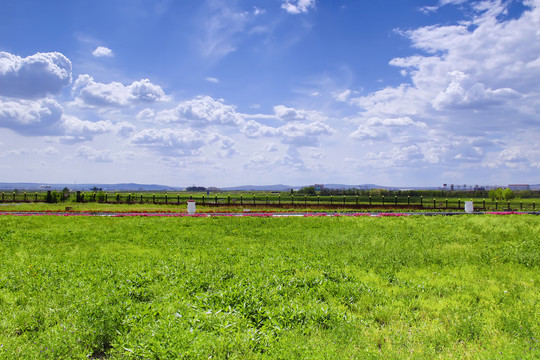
[502,188,514,201]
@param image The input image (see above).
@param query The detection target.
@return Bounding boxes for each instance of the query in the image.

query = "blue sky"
[1,0,539,188]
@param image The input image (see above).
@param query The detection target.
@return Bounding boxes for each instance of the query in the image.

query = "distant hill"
[0,182,183,192]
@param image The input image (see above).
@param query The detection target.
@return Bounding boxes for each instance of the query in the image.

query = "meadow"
[0,214,538,359]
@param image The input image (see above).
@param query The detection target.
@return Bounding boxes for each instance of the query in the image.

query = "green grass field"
[0,215,538,359]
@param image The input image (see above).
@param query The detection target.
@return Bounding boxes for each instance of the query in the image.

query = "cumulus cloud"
[431,71,521,110]
[131,128,207,156]
[72,75,167,107]
[350,116,427,142]
[281,0,315,14]
[273,105,326,122]
[0,52,71,99]
[155,96,244,127]
[0,98,64,135]
[61,115,116,143]
[92,46,114,57]
[349,0,540,169]
[242,119,332,146]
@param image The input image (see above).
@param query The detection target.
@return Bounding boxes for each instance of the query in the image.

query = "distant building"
[508,184,530,191]
[313,184,325,191]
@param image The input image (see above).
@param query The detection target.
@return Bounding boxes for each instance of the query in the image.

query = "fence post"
[407,195,410,205]
[202,195,205,205]
[433,198,436,208]
[13,192,16,201]
[165,194,168,204]
[507,201,510,210]
[24,192,27,202]
[520,201,522,210]
[291,195,294,205]
[105,194,108,203]
[81,193,85,203]
[177,195,180,205]
[356,195,359,205]
[369,196,372,205]
[533,201,535,210]
[458,199,460,209]
[330,195,333,205]
[382,195,384,206]
[305,195,307,205]
[495,201,498,210]
[240,195,243,205]
[395,196,398,206]
[483,199,486,209]
[1,192,3,202]
[278,195,281,205]
[228,195,231,205]
[253,195,255,205]
[446,198,448,209]
[35,192,38,202]
[266,195,268,205]
[420,196,423,206]
[343,196,346,205]
[140,195,143,203]
[318,195,320,205]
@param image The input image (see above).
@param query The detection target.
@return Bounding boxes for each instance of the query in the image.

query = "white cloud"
[61,115,116,143]
[365,145,424,167]
[281,0,315,14]
[273,105,326,122]
[155,96,244,127]
[242,118,333,146]
[349,117,427,142]
[335,89,351,102]
[130,128,207,156]
[205,77,219,83]
[136,108,155,122]
[273,105,308,121]
[349,0,540,170]
[242,120,280,138]
[72,75,167,107]
[0,98,64,136]
[420,0,467,14]
[200,2,256,58]
[92,46,114,57]
[0,51,71,99]
[76,145,114,162]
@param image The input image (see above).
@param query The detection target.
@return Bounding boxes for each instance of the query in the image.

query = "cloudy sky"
[1,0,539,187]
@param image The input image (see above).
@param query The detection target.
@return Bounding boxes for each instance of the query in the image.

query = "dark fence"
[0,191,537,211]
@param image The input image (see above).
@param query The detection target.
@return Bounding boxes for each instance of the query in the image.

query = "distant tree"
[489,188,513,201]
[186,186,206,192]
[502,188,514,201]
[298,186,316,195]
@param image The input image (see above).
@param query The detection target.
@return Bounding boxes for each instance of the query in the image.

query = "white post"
[187,200,196,214]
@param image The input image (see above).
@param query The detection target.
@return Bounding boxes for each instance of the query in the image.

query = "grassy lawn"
[0,215,538,359]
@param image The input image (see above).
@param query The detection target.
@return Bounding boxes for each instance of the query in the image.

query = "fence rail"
[0,191,537,211]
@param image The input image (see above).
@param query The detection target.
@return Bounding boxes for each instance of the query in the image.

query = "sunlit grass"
[0,215,538,359]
